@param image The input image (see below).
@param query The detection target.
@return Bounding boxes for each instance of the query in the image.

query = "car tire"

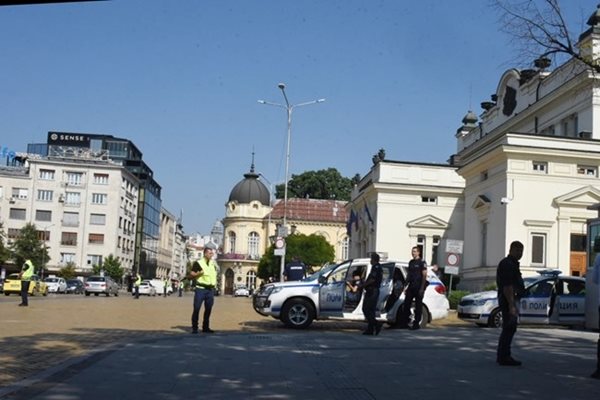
[114,291,119,297]
[396,302,429,328]
[5,292,9,296]
[95,293,99,296]
[488,308,503,328]
[85,292,90,296]
[32,287,39,297]
[281,298,315,329]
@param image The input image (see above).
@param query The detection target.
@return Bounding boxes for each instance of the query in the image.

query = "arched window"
[228,231,236,254]
[248,231,260,259]
[341,236,349,260]
[246,270,257,290]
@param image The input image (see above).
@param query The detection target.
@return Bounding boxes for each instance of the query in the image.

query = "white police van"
[252,257,449,329]
[457,270,586,328]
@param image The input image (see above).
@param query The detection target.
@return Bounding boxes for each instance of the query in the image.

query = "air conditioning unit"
[8,196,16,204]
[58,195,65,203]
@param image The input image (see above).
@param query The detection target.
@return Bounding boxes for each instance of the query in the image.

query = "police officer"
[399,246,428,330]
[496,240,525,366]
[18,259,35,307]
[133,272,141,299]
[283,256,307,281]
[163,277,169,297]
[190,244,219,334]
[360,252,383,335]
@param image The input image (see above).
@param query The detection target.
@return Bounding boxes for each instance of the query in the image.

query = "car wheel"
[85,292,90,296]
[114,291,119,297]
[281,298,315,329]
[43,288,48,296]
[95,293,99,296]
[488,308,503,328]
[32,287,39,297]
[5,292,9,296]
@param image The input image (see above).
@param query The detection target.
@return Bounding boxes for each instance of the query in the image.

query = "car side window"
[328,265,351,283]
[527,279,555,297]
[561,279,585,295]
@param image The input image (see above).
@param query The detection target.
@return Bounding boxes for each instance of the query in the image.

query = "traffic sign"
[445,266,460,275]
[275,237,285,249]
[445,239,464,254]
[446,253,460,266]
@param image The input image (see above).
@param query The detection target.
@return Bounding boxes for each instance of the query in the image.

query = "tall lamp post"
[258,83,325,281]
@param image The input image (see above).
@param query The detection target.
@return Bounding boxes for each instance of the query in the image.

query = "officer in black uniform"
[496,240,525,366]
[283,256,307,281]
[360,252,383,335]
[398,246,427,330]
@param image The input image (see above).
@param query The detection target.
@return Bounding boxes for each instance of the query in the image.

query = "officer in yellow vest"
[190,244,218,334]
[18,259,35,307]
[133,272,141,299]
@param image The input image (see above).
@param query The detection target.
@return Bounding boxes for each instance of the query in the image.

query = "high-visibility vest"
[196,258,218,287]
[134,274,141,287]
[21,260,35,281]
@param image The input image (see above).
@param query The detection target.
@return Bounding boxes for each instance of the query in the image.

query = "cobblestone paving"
[0,292,465,388]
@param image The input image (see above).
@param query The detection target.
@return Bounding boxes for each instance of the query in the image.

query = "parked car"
[65,279,85,294]
[457,270,586,328]
[234,285,250,297]
[253,257,449,329]
[45,277,67,293]
[3,273,49,296]
[149,279,173,295]
[138,280,157,296]
[85,276,119,297]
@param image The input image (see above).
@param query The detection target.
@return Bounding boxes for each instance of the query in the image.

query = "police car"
[457,270,586,328]
[252,258,450,329]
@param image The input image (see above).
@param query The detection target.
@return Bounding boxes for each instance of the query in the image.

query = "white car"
[253,258,449,329]
[44,277,67,294]
[138,280,157,296]
[149,279,173,295]
[234,285,250,297]
[457,271,586,328]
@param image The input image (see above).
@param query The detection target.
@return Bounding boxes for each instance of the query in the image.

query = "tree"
[493,0,600,72]
[57,262,77,280]
[0,222,10,266]
[10,223,48,271]
[257,233,335,280]
[275,168,359,201]
[92,254,124,283]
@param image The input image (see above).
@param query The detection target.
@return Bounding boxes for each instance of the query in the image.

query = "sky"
[0,0,597,234]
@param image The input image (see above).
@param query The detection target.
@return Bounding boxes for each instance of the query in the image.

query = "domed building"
[219,160,349,295]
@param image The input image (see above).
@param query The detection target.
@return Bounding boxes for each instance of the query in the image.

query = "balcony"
[217,253,261,261]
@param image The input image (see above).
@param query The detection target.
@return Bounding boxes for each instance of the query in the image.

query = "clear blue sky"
[0,0,595,234]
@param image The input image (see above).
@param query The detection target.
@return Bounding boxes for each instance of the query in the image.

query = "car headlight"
[472,299,492,306]
[261,285,283,296]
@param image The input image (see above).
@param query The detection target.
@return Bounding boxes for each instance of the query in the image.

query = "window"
[7,228,21,239]
[65,191,81,205]
[87,254,102,266]
[37,189,53,202]
[39,169,55,180]
[531,233,546,265]
[62,211,79,227]
[37,230,50,241]
[35,209,52,222]
[421,196,437,204]
[431,235,440,266]
[91,193,107,204]
[532,162,547,173]
[341,237,349,260]
[90,213,106,225]
[577,165,597,177]
[570,234,586,252]
[65,172,83,186]
[560,114,578,137]
[248,232,260,259]
[88,233,104,244]
[481,222,487,266]
[93,173,109,184]
[228,232,236,253]
[60,253,76,264]
[61,232,78,246]
[9,208,26,220]
[0,186,3,198]
[11,188,28,199]
[246,270,257,290]
[416,235,426,261]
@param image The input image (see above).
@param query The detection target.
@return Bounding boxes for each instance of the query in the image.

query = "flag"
[364,204,373,224]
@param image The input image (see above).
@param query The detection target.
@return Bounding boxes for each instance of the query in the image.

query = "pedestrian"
[163,277,169,297]
[398,246,428,330]
[284,256,307,281]
[360,252,383,335]
[190,244,219,334]
[496,240,525,366]
[178,280,184,297]
[18,259,35,307]
[591,251,600,379]
[133,272,141,299]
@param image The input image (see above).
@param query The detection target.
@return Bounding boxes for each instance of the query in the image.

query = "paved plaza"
[0,293,598,399]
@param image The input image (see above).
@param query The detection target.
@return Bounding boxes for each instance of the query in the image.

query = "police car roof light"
[536,269,562,276]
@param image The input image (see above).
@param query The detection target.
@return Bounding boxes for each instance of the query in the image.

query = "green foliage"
[275,168,359,201]
[92,254,124,282]
[257,233,335,280]
[448,290,470,310]
[0,222,10,266]
[483,282,497,291]
[57,262,78,280]
[10,223,48,270]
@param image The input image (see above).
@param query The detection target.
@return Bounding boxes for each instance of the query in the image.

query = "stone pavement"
[1,294,598,399]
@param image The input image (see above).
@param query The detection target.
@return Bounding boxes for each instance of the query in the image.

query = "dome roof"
[228,168,270,206]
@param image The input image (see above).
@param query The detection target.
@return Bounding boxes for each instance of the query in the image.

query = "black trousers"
[362,289,379,332]
[497,306,518,360]
[400,288,423,327]
[20,280,31,305]
[192,288,214,331]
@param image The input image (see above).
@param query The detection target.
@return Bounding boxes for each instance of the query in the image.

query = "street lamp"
[258,83,325,281]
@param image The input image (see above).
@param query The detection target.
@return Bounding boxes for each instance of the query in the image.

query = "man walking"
[133,272,141,299]
[163,277,169,297]
[190,244,219,334]
[361,252,383,335]
[284,256,307,281]
[496,241,525,366]
[399,246,428,330]
[18,259,35,307]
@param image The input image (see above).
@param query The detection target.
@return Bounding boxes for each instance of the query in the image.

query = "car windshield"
[7,274,20,280]
[304,262,338,281]
[45,278,58,282]
[87,277,106,282]
[67,280,81,285]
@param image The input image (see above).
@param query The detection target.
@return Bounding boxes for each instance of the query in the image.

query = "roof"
[269,198,348,223]
[228,171,270,206]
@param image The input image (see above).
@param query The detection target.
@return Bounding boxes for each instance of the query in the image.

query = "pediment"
[471,195,491,210]
[553,185,600,208]
[406,214,449,229]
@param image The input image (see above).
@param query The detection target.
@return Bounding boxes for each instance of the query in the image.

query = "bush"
[448,290,470,310]
[483,282,497,291]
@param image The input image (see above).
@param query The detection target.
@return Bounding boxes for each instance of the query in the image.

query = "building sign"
[47,132,91,147]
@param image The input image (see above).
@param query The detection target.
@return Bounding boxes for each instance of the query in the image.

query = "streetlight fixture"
[258,83,325,281]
